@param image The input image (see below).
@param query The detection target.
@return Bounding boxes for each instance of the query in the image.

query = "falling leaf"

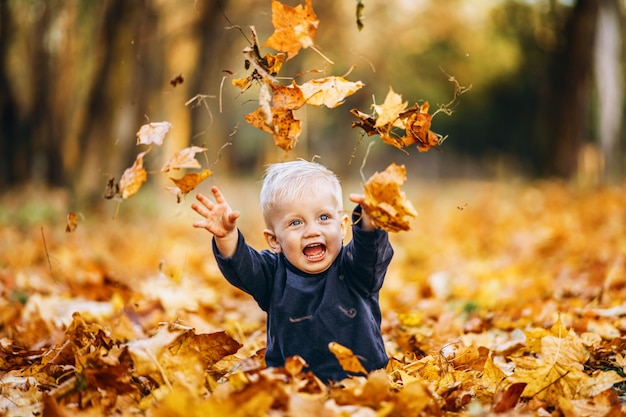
[136,121,172,146]
[119,150,149,199]
[299,76,364,108]
[167,169,212,203]
[355,0,365,30]
[160,146,206,172]
[103,177,119,199]
[244,107,301,152]
[361,163,417,232]
[263,0,319,60]
[270,81,306,110]
[169,74,184,87]
[402,102,440,152]
[328,341,368,375]
[65,212,79,233]
[374,86,407,128]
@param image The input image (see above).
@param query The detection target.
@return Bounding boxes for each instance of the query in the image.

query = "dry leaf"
[263,0,319,60]
[103,177,119,199]
[362,163,417,232]
[160,146,206,172]
[299,76,364,108]
[136,121,172,146]
[169,74,184,87]
[374,86,407,128]
[328,341,368,375]
[119,150,149,199]
[244,107,301,152]
[65,212,79,233]
[167,169,212,203]
[270,81,305,110]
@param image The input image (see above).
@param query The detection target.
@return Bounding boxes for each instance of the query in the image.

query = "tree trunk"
[550,0,599,178]
[594,0,623,183]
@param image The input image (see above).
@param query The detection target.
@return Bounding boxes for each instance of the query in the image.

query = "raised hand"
[192,186,240,238]
[349,193,375,230]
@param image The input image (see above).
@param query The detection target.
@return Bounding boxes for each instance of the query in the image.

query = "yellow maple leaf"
[299,76,364,108]
[263,0,319,60]
[167,169,212,203]
[119,150,149,199]
[362,163,418,232]
[328,341,367,375]
[373,86,407,128]
[160,146,206,172]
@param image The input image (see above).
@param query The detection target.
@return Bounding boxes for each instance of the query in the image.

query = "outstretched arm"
[192,186,240,258]
[349,193,375,230]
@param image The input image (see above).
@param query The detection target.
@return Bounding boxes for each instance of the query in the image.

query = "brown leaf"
[263,0,319,60]
[270,80,305,110]
[119,150,149,199]
[361,163,418,232]
[103,176,119,199]
[65,212,79,233]
[492,382,527,413]
[244,107,301,152]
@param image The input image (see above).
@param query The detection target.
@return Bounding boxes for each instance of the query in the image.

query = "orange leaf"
[270,81,305,110]
[160,146,206,172]
[244,107,301,152]
[362,163,417,232]
[328,341,368,375]
[263,0,319,60]
[167,169,212,203]
[299,76,364,108]
[65,212,79,233]
[136,121,172,146]
[373,86,407,128]
[402,102,440,152]
[119,150,149,199]
[270,108,301,151]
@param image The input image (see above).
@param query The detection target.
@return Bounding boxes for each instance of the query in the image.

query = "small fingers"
[349,193,365,205]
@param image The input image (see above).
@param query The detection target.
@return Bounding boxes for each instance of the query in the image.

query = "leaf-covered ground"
[1,180,626,416]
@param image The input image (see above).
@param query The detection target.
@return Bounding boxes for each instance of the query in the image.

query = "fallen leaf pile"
[2,180,626,416]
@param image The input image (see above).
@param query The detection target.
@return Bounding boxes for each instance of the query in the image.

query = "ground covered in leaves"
[1,179,626,416]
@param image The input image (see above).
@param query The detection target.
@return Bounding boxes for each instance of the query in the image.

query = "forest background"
[1,0,625,199]
[2,0,626,416]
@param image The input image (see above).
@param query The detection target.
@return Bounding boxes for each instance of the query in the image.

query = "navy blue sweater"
[212,216,393,382]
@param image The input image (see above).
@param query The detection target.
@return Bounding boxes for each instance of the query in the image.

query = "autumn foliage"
[3,181,626,416]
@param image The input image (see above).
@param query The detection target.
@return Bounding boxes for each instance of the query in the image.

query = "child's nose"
[303,223,321,236]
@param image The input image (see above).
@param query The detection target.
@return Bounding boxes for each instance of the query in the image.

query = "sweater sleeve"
[340,205,394,295]
[212,230,277,311]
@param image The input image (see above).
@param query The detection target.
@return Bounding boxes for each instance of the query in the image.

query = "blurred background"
[1,0,624,206]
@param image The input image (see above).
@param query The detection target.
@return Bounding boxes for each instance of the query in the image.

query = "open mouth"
[303,243,326,261]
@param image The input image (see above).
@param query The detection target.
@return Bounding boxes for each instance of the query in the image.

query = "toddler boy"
[192,160,393,382]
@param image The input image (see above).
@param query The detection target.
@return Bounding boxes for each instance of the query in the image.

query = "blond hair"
[260,160,343,227]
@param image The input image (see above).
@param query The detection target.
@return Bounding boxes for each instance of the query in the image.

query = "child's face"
[264,190,349,274]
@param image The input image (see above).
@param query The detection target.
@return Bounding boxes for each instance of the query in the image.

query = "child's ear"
[264,229,282,253]
[341,213,349,239]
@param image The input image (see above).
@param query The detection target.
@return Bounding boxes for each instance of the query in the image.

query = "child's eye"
[289,219,302,227]
[319,214,330,221]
